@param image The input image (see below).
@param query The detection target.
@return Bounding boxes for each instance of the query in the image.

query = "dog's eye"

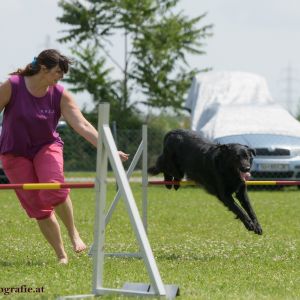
[240,152,250,160]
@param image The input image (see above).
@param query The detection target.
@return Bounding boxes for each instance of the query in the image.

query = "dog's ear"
[249,148,256,157]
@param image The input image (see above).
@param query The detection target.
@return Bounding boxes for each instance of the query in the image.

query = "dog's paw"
[174,184,180,190]
[243,219,255,232]
[173,178,181,190]
[165,184,173,190]
[253,222,263,235]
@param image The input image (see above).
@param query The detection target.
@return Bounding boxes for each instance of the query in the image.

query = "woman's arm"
[0,80,12,113]
[60,89,129,161]
[61,89,98,147]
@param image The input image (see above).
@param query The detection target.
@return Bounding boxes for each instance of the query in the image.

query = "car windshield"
[215,134,300,148]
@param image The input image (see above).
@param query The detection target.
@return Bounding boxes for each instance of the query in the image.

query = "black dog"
[148,129,262,235]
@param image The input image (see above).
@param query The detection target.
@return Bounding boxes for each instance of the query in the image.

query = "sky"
[0,0,299,115]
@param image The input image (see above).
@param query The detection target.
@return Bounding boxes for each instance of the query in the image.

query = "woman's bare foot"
[58,257,68,264]
[71,233,87,253]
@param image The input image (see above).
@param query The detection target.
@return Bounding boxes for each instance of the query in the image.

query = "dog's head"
[217,144,256,181]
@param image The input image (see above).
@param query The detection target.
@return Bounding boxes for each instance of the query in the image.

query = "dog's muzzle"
[239,167,251,181]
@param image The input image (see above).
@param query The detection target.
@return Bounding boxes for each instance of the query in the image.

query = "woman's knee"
[39,189,69,207]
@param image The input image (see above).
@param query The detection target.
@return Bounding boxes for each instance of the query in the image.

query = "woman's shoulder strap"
[9,75,22,88]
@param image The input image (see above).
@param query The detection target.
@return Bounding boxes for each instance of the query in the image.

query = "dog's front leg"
[218,193,256,233]
[235,185,263,235]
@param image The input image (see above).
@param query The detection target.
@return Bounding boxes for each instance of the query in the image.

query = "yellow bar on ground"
[246,181,276,186]
[179,181,196,186]
[23,183,61,190]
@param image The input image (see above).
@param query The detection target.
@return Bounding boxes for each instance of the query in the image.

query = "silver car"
[215,134,300,181]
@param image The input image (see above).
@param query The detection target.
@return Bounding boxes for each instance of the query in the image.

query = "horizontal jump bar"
[148,180,300,186]
[0,180,300,190]
[0,182,95,190]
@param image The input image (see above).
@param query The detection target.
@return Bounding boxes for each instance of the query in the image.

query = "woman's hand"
[118,151,129,162]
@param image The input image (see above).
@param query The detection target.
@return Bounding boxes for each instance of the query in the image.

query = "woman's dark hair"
[10,49,72,76]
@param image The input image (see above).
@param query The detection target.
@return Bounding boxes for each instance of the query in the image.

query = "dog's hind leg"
[173,178,181,190]
[164,173,174,189]
[235,185,262,235]
[167,155,184,190]
[163,174,182,190]
[161,154,183,190]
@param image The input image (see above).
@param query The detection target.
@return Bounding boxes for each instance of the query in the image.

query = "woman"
[0,49,129,264]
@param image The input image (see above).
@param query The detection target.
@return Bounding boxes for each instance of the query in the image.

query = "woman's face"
[43,65,64,85]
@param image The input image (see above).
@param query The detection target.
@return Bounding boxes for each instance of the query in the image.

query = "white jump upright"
[60,103,179,299]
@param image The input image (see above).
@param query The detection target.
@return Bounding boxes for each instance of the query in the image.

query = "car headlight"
[291,148,300,157]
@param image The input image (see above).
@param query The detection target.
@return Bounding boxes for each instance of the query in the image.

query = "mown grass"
[0,184,300,299]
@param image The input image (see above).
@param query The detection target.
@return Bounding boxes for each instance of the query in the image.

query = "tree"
[57,0,213,118]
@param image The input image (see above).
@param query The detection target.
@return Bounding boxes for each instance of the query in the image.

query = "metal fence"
[59,126,165,173]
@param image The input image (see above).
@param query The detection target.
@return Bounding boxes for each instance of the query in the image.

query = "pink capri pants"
[0,143,70,220]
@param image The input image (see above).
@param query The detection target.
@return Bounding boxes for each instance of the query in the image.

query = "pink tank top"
[0,75,64,159]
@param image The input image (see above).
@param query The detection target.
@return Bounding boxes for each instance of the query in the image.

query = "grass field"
[0,184,300,299]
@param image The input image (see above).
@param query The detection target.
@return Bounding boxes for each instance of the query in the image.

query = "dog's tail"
[148,154,165,175]
[148,166,160,175]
